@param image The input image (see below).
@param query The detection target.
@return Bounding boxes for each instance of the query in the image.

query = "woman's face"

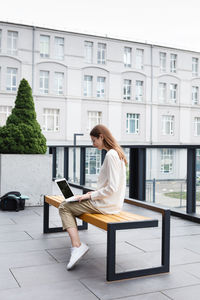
[91,135,104,150]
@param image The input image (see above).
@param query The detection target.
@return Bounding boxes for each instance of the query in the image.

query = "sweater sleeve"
[90,152,120,201]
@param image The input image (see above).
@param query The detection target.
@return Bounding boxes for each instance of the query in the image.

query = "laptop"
[55,178,79,202]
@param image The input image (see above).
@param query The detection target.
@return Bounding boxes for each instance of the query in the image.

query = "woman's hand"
[76,192,91,202]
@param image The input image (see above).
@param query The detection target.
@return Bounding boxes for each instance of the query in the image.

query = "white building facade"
[0,21,200,182]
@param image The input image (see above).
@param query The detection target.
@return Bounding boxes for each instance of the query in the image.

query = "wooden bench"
[43,195,170,281]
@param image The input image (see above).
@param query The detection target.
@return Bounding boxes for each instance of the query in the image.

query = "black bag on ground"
[0,191,29,212]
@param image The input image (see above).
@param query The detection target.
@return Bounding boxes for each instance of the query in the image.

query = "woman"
[59,124,127,270]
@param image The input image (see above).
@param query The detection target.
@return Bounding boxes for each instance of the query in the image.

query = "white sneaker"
[67,243,89,270]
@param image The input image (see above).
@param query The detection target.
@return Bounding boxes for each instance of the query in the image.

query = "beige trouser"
[58,200,101,230]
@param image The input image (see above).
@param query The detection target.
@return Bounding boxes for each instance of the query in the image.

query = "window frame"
[97,43,106,64]
[40,70,49,94]
[126,113,140,134]
[162,115,174,135]
[40,35,50,58]
[43,108,59,132]
[6,67,17,91]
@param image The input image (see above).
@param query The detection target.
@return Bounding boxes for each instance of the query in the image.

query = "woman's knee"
[58,201,70,214]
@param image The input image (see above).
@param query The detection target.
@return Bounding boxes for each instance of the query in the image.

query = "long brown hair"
[90,124,127,165]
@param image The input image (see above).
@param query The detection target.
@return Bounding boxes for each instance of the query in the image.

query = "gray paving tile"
[116,247,200,272]
[10,258,123,287]
[0,280,98,300]
[0,236,70,254]
[80,270,200,300]
[0,250,56,268]
[170,248,200,266]
[0,221,56,233]
[9,215,42,225]
[172,262,200,279]
[0,231,32,242]
[113,292,170,300]
[170,225,200,237]
[163,284,200,300]
[0,268,19,290]
[126,237,162,252]
[0,218,15,225]
[47,241,143,263]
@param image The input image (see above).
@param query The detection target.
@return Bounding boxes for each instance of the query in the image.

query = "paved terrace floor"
[1,203,200,300]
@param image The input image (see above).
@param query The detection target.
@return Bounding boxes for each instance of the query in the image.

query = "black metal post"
[101,149,107,163]
[187,148,196,213]
[64,147,69,180]
[52,147,57,180]
[129,148,146,200]
[80,147,86,186]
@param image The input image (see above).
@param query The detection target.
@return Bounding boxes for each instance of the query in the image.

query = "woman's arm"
[90,152,120,201]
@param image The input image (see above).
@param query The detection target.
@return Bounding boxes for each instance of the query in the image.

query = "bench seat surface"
[45,195,152,230]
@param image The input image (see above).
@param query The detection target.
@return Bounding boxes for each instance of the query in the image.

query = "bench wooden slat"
[45,195,152,231]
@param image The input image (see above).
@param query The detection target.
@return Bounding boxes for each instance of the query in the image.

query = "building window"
[194,117,200,136]
[97,43,106,64]
[124,47,132,67]
[123,79,131,100]
[54,72,64,95]
[192,86,199,105]
[40,71,49,94]
[126,113,140,134]
[54,37,64,60]
[162,115,174,135]
[84,41,93,63]
[160,149,174,173]
[192,57,198,77]
[43,108,59,131]
[0,106,12,126]
[6,68,17,91]
[88,111,102,130]
[7,31,18,55]
[86,148,101,175]
[136,49,144,70]
[169,83,177,103]
[159,82,167,103]
[170,54,177,73]
[84,75,93,97]
[160,52,166,72]
[135,80,143,101]
[40,35,50,58]
[97,76,105,98]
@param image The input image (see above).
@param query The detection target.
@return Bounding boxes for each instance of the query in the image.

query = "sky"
[1,0,200,52]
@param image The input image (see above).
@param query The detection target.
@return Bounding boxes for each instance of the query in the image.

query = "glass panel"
[68,147,80,184]
[56,147,64,178]
[146,148,187,212]
[85,147,101,188]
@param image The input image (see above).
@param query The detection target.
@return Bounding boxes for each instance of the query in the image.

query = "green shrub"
[0,78,47,154]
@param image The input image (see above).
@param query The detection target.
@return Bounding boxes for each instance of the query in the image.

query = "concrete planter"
[0,154,52,206]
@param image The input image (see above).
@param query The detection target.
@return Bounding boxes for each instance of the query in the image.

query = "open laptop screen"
[56,179,74,199]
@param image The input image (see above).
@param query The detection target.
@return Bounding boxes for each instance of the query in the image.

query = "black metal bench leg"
[161,209,170,271]
[43,197,63,233]
[106,215,170,281]
[43,198,50,233]
[107,224,116,281]
[43,197,88,233]
[78,221,88,230]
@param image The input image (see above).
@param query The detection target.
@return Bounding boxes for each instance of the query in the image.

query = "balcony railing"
[49,144,200,223]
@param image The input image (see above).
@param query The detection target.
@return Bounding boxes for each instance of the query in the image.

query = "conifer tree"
[0,78,47,154]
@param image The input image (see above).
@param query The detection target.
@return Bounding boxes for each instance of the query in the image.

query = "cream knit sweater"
[90,149,126,214]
